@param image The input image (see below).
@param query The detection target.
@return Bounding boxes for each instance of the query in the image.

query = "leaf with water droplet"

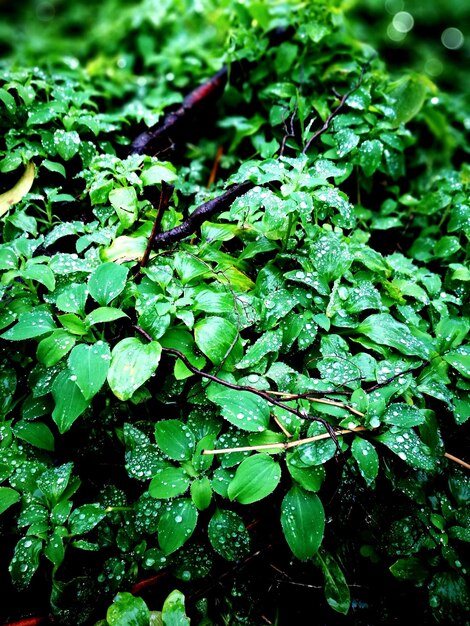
[68,341,111,401]
[280,485,324,560]
[155,420,195,461]
[208,509,250,561]
[158,498,197,555]
[88,262,128,306]
[108,338,161,401]
[149,467,191,499]
[228,454,281,504]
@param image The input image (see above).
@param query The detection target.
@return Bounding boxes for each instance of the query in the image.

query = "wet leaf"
[228,454,281,504]
[208,509,250,560]
[158,499,197,555]
[108,338,161,401]
[280,485,324,560]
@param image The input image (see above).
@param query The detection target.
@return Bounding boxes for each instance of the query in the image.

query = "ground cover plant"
[0,0,469,624]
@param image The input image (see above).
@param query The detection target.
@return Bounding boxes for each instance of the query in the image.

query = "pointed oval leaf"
[68,503,106,535]
[36,329,76,367]
[212,388,270,433]
[228,454,281,504]
[280,485,325,560]
[108,338,161,401]
[88,262,128,306]
[52,370,89,433]
[190,477,212,511]
[107,592,149,626]
[1,310,56,341]
[194,316,242,369]
[13,420,55,451]
[0,487,20,515]
[358,314,431,359]
[375,429,437,470]
[158,498,197,555]
[68,340,111,400]
[149,467,191,499]
[351,437,379,486]
[155,420,195,461]
[161,590,190,626]
[316,550,351,615]
[383,403,426,428]
[208,509,250,561]
[9,536,43,589]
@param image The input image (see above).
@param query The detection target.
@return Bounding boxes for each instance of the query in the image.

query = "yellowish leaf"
[0,161,36,218]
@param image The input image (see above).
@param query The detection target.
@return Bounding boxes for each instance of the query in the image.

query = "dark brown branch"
[130,28,293,156]
[152,181,254,249]
[130,67,228,156]
[140,181,174,267]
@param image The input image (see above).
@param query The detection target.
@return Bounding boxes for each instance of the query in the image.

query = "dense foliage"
[0,1,469,624]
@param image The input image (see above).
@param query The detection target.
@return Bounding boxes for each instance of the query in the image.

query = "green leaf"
[107,592,150,626]
[155,420,195,461]
[68,503,106,535]
[54,129,80,160]
[212,387,270,433]
[13,420,55,451]
[208,509,250,561]
[351,437,379,485]
[9,537,43,589]
[109,187,138,228]
[88,262,128,306]
[37,463,73,504]
[390,557,429,584]
[190,477,212,511]
[108,338,162,401]
[375,429,437,470]
[149,467,191,499]
[161,590,190,626]
[1,310,56,341]
[387,74,430,126]
[444,346,470,379]
[0,487,20,515]
[158,499,197,555]
[194,316,242,369]
[316,550,351,615]
[335,128,359,157]
[383,403,426,428]
[86,307,129,325]
[141,163,177,185]
[228,454,281,504]
[286,457,325,491]
[358,139,383,176]
[68,341,111,400]
[58,313,89,336]
[44,529,65,568]
[21,264,56,291]
[56,283,88,315]
[36,329,76,367]
[52,370,89,433]
[280,485,325,560]
[358,314,431,359]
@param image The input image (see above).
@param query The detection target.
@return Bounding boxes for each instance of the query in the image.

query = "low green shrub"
[0,0,468,624]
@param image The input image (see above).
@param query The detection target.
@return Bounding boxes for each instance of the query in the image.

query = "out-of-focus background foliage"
[0,0,469,100]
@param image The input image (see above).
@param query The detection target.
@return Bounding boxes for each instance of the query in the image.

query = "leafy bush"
[0,0,469,624]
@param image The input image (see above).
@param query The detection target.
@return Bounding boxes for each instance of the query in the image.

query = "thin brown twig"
[444,452,470,470]
[202,426,367,456]
[207,145,224,188]
[302,63,369,154]
[267,390,364,417]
